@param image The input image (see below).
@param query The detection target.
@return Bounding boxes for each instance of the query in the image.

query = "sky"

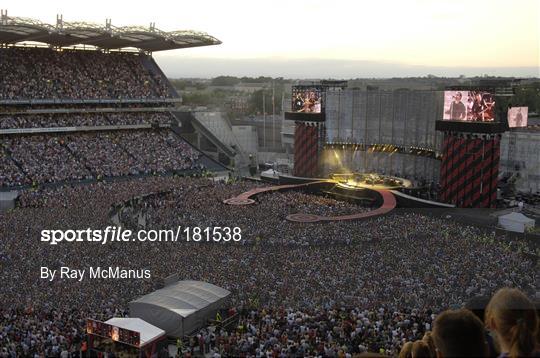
[3,0,539,78]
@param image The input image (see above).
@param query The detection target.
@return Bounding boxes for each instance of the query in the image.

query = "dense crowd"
[0,48,171,100]
[0,112,173,129]
[0,176,537,357]
[0,130,202,187]
[0,150,27,187]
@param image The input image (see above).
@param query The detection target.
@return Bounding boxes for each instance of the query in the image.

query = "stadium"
[0,9,539,358]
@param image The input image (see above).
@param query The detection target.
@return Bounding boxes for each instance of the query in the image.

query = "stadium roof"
[0,11,221,52]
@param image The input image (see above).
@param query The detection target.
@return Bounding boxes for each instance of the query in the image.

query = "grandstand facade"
[0,12,223,190]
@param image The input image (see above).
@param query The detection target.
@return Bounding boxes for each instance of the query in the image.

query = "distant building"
[225,96,250,113]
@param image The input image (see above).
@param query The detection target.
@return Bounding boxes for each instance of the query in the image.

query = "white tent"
[104,317,165,348]
[0,190,18,212]
[498,212,535,233]
[129,280,230,338]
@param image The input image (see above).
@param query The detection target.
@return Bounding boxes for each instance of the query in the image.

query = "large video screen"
[443,90,496,122]
[292,87,322,113]
[507,107,528,128]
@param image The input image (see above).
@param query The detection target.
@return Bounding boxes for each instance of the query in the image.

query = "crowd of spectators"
[66,133,139,178]
[0,48,171,100]
[121,130,201,173]
[0,176,537,357]
[68,130,201,177]
[0,130,202,187]
[0,112,173,129]
[0,149,27,187]
[0,41,536,358]
[6,135,91,184]
[0,46,195,192]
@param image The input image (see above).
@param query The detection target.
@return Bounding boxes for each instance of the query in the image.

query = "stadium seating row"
[0,129,202,187]
[0,112,173,129]
[0,48,173,100]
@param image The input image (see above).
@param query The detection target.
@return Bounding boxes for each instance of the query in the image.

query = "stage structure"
[293,122,324,177]
[435,86,509,208]
[287,81,517,208]
[285,81,345,177]
[286,84,444,181]
[437,133,502,207]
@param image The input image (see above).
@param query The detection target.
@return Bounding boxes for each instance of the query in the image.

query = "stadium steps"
[1,146,30,182]
[140,55,179,98]
[172,111,236,158]
[3,146,28,176]
[62,139,98,177]
[117,141,139,161]
[57,139,93,179]
[169,120,229,172]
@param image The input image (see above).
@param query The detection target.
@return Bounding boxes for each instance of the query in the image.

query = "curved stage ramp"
[286,189,396,222]
[223,181,397,223]
[222,181,328,206]
[390,190,455,209]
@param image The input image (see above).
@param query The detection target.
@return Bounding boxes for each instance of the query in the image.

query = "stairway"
[140,55,179,98]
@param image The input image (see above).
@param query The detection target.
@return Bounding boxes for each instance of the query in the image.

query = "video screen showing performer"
[292,87,322,113]
[443,90,496,122]
[469,91,496,121]
[443,91,467,120]
[507,107,528,128]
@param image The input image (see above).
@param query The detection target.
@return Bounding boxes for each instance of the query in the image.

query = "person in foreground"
[402,288,540,358]
[432,308,487,357]
[485,288,540,358]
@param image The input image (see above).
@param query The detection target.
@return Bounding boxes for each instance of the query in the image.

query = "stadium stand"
[0,112,173,129]
[0,47,224,189]
[0,48,174,100]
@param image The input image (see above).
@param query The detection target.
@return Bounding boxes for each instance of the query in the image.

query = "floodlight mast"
[1,9,7,25]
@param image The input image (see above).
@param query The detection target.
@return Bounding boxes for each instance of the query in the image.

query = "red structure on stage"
[438,133,501,208]
[293,122,322,177]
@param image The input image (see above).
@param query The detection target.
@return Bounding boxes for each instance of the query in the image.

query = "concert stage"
[224,180,396,222]
[226,173,454,223]
[331,173,412,191]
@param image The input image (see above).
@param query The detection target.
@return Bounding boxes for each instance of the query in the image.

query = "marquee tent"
[498,212,535,233]
[129,280,230,337]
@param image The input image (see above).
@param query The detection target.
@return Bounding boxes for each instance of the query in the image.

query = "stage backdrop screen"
[292,87,322,113]
[443,90,496,122]
[508,107,528,128]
